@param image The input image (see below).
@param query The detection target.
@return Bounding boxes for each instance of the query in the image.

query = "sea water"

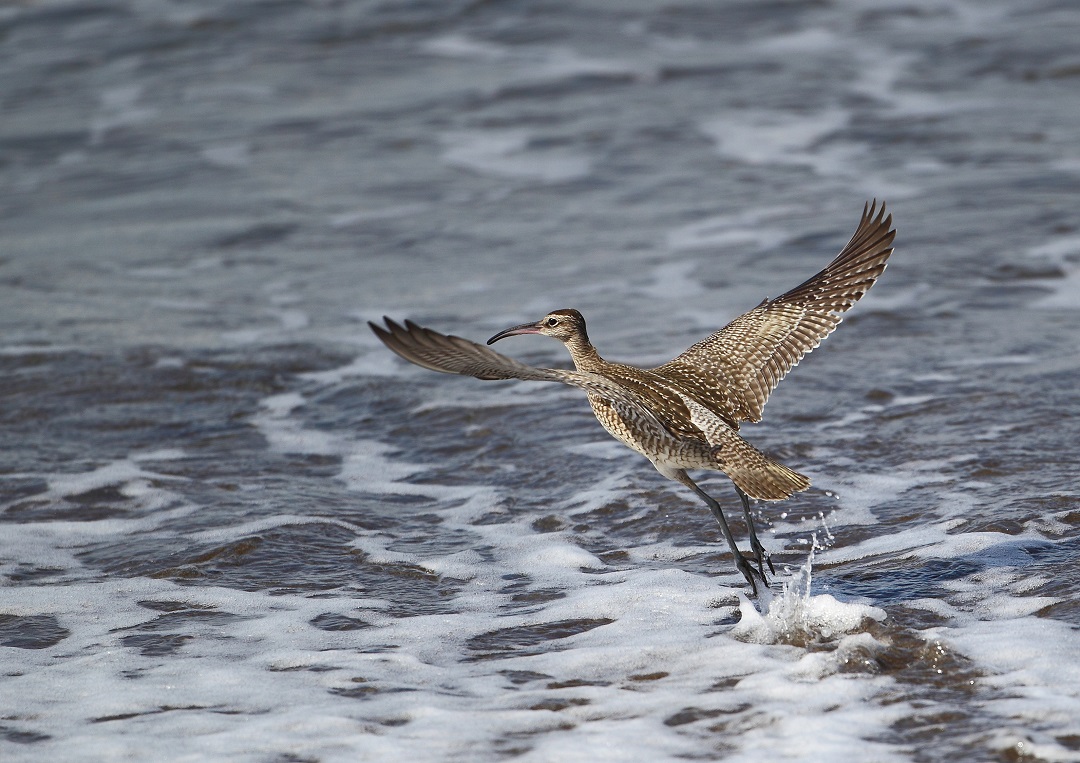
[2,1,1079,760]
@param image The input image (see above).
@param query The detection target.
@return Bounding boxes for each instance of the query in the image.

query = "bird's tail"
[713,434,811,501]
[678,393,811,500]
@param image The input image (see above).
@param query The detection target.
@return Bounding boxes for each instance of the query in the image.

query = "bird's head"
[487,308,588,346]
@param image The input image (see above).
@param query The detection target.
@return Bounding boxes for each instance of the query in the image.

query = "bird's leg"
[735,485,774,578]
[673,470,763,595]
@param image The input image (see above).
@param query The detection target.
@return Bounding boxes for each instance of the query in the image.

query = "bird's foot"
[735,487,774,579]
[749,540,775,579]
[734,552,769,597]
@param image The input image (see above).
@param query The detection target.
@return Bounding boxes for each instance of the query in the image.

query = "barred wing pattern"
[370,318,673,436]
[654,201,895,424]
[680,395,810,500]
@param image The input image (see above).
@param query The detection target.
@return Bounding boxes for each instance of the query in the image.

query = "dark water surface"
[2,1,1080,760]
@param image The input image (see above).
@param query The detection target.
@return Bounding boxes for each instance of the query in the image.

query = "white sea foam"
[699,108,852,175]
[636,261,707,299]
[187,514,371,545]
[327,203,429,229]
[421,33,512,62]
[665,210,794,254]
[183,82,275,101]
[525,46,648,83]
[201,142,251,168]
[1,382,1063,763]
[300,352,394,382]
[734,545,886,645]
[422,33,651,85]
[1027,234,1080,264]
[5,1,1077,760]
[130,256,223,279]
[945,354,1037,367]
[44,459,187,498]
[1019,233,1080,306]
[220,308,312,344]
[247,399,500,517]
[1030,266,1080,310]
[801,458,956,529]
[918,601,1080,761]
[756,27,838,54]
[0,468,201,586]
[131,448,187,462]
[254,393,341,456]
[0,344,78,355]
[440,130,591,183]
[148,297,212,312]
[89,84,156,144]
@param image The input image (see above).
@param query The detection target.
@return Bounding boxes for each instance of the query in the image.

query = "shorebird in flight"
[370,202,895,593]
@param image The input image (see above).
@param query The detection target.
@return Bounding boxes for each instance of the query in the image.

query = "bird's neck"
[565,335,603,372]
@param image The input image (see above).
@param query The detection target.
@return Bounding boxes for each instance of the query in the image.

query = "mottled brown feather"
[370,203,894,503]
[370,204,896,590]
[653,200,895,423]
[369,318,673,436]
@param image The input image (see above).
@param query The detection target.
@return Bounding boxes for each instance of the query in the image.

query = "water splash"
[733,529,885,646]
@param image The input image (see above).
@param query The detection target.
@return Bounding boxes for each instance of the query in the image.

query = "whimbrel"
[370,202,895,593]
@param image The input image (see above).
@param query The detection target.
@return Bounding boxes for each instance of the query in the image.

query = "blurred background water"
[2,1,1079,761]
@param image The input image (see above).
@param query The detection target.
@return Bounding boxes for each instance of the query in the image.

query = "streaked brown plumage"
[370,201,896,593]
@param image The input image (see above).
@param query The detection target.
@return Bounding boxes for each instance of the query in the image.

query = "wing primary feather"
[369,317,678,437]
[653,201,896,423]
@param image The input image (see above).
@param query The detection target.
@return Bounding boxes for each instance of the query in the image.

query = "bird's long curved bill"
[487,322,541,345]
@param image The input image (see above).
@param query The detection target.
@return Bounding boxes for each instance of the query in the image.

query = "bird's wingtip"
[369,318,390,338]
[867,198,890,223]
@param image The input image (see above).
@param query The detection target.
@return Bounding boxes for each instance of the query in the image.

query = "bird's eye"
[546,317,559,327]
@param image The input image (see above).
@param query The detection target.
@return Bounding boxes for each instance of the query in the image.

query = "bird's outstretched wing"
[653,201,895,423]
[369,317,673,435]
